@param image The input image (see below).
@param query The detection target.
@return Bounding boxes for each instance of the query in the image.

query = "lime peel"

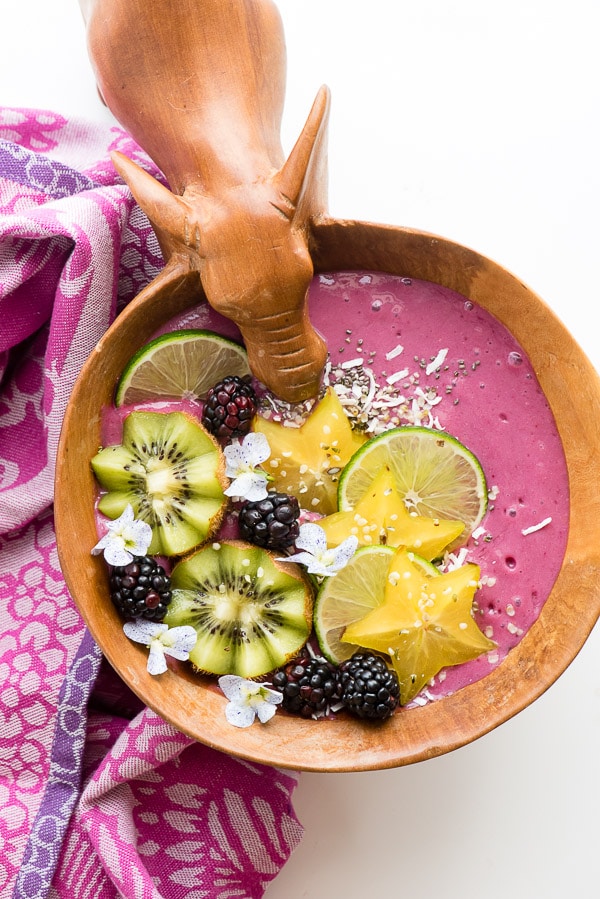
[115,329,250,406]
[341,547,496,705]
[313,546,438,664]
[338,426,488,550]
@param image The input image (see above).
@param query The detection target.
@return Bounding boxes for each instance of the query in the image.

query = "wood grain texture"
[55,217,600,771]
[62,0,600,769]
[79,0,330,402]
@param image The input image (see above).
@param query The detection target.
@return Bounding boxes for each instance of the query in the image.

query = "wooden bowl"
[54,217,600,771]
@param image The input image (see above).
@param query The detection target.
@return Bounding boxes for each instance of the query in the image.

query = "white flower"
[123,620,198,675]
[223,432,271,501]
[218,675,283,727]
[92,504,152,566]
[279,522,358,577]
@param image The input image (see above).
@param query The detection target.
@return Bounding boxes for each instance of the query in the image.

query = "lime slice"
[338,427,487,545]
[115,329,251,406]
[314,545,439,664]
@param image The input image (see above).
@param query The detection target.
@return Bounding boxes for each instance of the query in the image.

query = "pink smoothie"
[103,271,569,705]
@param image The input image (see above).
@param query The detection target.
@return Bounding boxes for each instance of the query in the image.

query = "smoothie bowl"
[54,218,600,771]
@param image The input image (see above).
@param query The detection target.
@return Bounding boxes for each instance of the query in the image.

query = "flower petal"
[147,641,168,675]
[102,543,134,567]
[107,503,135,529]
[263,687,283,706]
[281,550,335,577]
[330,535,359,570]
[223,441,245,476]
[91,534,110,555]
[295,522,328,555]
[256,702,278,724]
[123,620,167,645]
[218,674,245,702]
[160,646,190,661]
[277,550,319,569]
[126,518,153,554]
[302,559,335,577]
[92,504,152,563]
[240,432,271,465]
[161,625,198,654]
[225,702,256,728]
[224,470,269,501]
[241,476,270,502]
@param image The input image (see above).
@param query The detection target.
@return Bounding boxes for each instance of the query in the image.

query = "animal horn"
[275,84,330,226]
[110,150,191,259]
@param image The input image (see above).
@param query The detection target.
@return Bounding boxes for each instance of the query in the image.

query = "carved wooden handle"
[79,0,329,402]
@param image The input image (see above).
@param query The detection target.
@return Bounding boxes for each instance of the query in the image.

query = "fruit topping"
[342,547,496,705]
[252,387,367,515]
[164,542,313,678]
[313,544,440,665]
[202,375,258,442]
[313,544,396,664]
[318,465,464,560]
[115,329,251,405]
[109,555,172,621]
[91,410,228,557]
[238,490,301,550]
[337,652,400,721]
[92,289,510,723]
[271,652,341,718]
[339,426,488,549]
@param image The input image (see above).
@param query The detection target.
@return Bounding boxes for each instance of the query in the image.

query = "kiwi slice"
[164,541,313,678]
[91,410,228,557]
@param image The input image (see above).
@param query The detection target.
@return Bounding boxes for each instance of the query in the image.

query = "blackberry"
[238,491,300,550]
[201,375,257,442]
[272,654,341,718]
[109,556,172,621]
[338,652,400,721]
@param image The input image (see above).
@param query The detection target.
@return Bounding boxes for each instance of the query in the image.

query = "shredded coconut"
[385,344,404,360]
[411,695,428,707]
[521,517,552,535]
[425,347,448,375]
[386,369,409,385]
[341,358,364,370]
[442,547,469,571]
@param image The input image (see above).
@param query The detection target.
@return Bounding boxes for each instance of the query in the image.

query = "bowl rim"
[54,217,600,772]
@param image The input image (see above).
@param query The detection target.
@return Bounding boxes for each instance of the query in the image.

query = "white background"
[2,2,599,897]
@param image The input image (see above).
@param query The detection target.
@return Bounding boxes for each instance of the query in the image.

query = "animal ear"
[275,84,330,228]
[111,151,192,258]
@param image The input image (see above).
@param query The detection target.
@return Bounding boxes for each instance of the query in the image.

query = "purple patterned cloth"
[0,107,303,899]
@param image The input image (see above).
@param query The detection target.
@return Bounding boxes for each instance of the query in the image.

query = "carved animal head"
[111,86,330,401]
[80,0,333,401]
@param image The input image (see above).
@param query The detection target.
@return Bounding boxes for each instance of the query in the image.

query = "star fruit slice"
[314,544,440,664]
[338,426,488,551]
[318,466,464,560]
[342,547,496,705]
[252,387,367,515]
